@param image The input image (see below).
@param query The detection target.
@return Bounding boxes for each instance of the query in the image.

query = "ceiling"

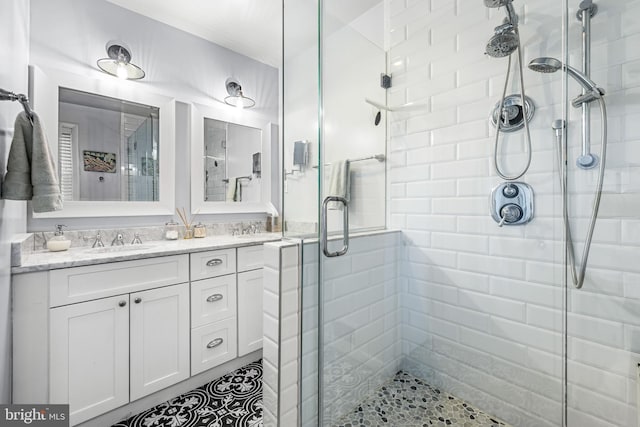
[105,0,282,67]
[104,0,382,68]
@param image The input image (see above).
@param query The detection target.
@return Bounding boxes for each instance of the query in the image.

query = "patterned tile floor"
[334,371,510,427]
[112,360,263,427]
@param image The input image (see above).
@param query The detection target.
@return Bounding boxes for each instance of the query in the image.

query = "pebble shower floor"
[334,371,510,427]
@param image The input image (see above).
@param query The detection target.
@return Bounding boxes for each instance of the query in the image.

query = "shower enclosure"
[282,0,640,425]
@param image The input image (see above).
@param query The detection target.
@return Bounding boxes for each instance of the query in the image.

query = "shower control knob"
[502,184,519,198]
[491,182,533,226]
[500,204,523,225]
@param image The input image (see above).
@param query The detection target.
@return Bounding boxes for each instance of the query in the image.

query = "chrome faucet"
[111,233,125,246]
[131,233,143,245]
[92,232,105,248]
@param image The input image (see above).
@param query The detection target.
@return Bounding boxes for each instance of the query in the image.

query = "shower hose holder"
[490,182,534,226]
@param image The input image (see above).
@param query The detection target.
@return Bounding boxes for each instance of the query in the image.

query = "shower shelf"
[365,98,427,112]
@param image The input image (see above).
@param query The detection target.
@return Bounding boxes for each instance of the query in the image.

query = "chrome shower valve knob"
[490,182,534,226]
[498,204,523,227]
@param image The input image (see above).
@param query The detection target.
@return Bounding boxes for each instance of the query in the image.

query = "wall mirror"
[30,66,176,218]
[58,88,160,202]
[191,103,275,214]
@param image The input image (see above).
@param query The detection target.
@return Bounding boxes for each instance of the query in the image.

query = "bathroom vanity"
[11,234,278,426]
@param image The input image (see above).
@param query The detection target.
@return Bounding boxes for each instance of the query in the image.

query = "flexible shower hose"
[555,97,608,289]
[493,29,533,181]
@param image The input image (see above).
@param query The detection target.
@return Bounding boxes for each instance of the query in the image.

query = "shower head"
[485,23,519,57]
[528,57,601,92]
[486,32,519,57]
[527,57,562,73]
[484,0,518,26]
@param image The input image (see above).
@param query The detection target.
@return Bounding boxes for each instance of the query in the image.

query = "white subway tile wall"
[388,0,640,426]
[299,232,402,426]
[263,242,300,427]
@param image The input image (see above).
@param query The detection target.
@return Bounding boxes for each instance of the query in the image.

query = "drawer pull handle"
[206,338,224,349]
[206,258,223,267]
[206,294,224,302]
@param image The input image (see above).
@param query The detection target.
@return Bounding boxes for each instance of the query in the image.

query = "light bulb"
[116,62,128,79]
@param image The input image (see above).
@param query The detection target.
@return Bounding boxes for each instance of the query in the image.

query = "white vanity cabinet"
[237,246,264,356]
[49,295,130,424]
[49,282,190,424]
[190,249,238,375]
[14,255,191,426]
[13,243,268,426]
[129,283,190,400]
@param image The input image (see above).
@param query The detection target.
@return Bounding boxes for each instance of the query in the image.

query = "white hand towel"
[226,178,238,202]
[1,111,63,212]
[327,160,350,210]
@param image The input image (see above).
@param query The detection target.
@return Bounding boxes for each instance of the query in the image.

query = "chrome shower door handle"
[321,196,349,257]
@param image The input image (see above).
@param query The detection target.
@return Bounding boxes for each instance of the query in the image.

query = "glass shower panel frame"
[288,0,576,426]
[564,0,640,426]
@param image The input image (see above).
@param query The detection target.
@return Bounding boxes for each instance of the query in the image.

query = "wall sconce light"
[97,41,145,80]
[224,78,255,108]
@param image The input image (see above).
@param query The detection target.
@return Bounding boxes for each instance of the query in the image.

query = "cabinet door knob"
[206,294,224,302]
[134,297,142,304]
[206,258,223,267]
[118,300,127,307]
[206,338,224,349]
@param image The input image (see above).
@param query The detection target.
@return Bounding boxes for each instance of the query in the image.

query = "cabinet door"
[237,269,264,356]
[130,283,190,401]
[50,295,129,426]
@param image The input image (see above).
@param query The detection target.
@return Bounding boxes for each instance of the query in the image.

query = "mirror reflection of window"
[58,88,160,202]
[203,118,261,203]
[203,119,228,202]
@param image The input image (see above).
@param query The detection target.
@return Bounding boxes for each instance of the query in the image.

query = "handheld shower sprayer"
[528,57,605,105]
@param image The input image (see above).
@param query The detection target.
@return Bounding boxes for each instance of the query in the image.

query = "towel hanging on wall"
[328,160,351,210]
[1,111,63,212]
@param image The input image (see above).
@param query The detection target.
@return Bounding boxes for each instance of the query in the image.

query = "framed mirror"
[30,66,176,217]
[191,103,275,214]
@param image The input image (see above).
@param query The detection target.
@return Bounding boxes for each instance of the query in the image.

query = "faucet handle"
[112,233,125,246]
[93,232,105,248]
[131,233,143,245]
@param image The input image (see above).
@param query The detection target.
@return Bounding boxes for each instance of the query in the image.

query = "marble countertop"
[12,233,282,274]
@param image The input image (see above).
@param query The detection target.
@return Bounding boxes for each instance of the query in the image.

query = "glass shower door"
[284,0,389,425]
[317,1,389,426]
[564,0,640,425]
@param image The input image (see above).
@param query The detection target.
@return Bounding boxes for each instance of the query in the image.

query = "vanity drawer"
[191,318,237,375]
[49,255,189,307]
[237,245,264,272]
[190,249,236,281]
[191,275,237,328]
